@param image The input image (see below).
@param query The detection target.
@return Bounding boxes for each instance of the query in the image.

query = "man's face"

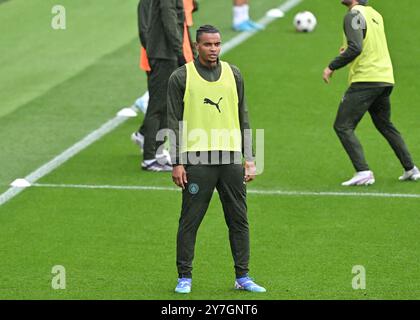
[196,32,222,64]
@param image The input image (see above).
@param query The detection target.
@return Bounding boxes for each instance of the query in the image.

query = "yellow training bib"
[181,61,241,153]
[343,5,394,84]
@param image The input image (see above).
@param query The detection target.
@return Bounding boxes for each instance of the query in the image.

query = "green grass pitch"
[0,0,419,299]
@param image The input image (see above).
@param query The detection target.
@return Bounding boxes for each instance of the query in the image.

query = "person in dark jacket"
[133,0,186,172]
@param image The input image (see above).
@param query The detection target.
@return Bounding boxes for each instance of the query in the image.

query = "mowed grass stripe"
[0,0,139,118]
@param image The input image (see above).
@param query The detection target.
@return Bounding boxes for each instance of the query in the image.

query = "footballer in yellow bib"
[323,0,419,186]
[167,25,266,294]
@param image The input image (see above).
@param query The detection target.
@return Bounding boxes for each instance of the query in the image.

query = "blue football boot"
[175,278,192,294]
[234,275,266,293]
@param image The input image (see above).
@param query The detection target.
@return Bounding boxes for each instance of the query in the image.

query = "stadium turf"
[0,0,419,299]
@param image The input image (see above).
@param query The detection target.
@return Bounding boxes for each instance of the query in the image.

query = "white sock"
[135,91,149,113]
[139,91,149,106]
[233,4,249,26]
[141,91,149,101]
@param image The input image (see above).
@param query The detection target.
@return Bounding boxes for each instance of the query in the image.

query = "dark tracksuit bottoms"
[176,164,250,279]
[334,84,414,172]
[140,59,178,160]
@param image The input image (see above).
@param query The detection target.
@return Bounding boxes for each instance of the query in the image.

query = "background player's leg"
[333,86,381,172]
[369,87,415,171]
[143,59,177,161]
[176,165,219,278]
[216,164,249,278]
[232,0,263,31]
[137,72,151,135]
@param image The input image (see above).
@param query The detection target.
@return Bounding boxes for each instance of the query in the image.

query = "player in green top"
[167,25,266,294]
[323,0,419,186]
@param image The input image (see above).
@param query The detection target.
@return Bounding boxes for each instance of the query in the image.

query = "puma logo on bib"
[203,97,223,113]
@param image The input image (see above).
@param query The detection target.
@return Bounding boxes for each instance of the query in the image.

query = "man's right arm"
[167,66,187,165]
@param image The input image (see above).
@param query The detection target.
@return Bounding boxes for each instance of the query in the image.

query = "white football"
[293,11,317,33]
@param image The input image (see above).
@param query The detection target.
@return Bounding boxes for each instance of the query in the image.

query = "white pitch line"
[33,183,180,192]
[31,183,420,199]
[0,0,302,208]
[248,189,420,199]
